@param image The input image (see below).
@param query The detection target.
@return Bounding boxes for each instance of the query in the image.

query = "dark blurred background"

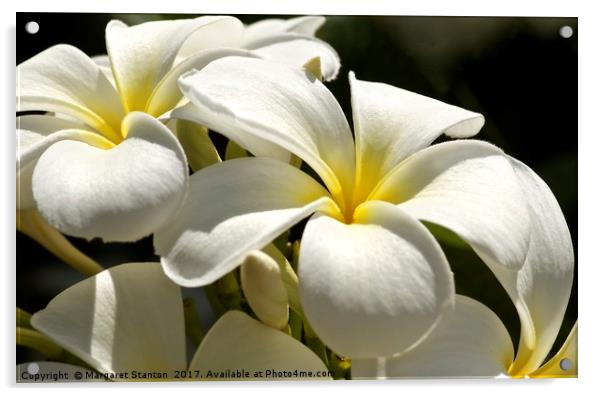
[16,13,577,368]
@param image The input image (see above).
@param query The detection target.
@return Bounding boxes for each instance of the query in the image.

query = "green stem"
[303,321,328,367]
[17,327,62,358]
[216,270,242,310]
[291,241,301,272]
[328,351,351,380]
[176,120,221,172]
[183,298,206,347]
[289,309,303,341]
[17,307,32,329]
[17,210,103,277]
[272,231,290,255]
[203,283,227,318]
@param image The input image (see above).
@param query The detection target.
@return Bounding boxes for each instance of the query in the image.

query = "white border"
[3,0,601,395]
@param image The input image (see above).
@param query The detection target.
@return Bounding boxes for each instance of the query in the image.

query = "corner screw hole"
[25,21,39,34]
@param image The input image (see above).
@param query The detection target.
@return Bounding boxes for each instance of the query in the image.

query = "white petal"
[251,34,341,81]
[244,16,326,45]
[17,115,111,210]
[352,295,514,378]
[91,54,115,83]
[147,47,258,118]
[177,56,356,209]
[298,200,454,358]
[349,73,484,199]
[372,140,531,272]
[375,141,573,375]
[505,158,575,376]
[173,101,291,163]
[91,54,110,69]
[189,311,329,380]
[105,16,243,113]
[17,115,113,169]
[17,44,124,142]
[241,250,289,329]
[32,112,188,242]
[154,157,338,287]
[31,263,187,374]
[18,114,92,146]
[176,16,244,59]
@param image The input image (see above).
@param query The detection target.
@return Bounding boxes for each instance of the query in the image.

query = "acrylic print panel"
[16,13,577,382]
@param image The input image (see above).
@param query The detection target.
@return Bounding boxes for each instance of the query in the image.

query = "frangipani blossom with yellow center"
[154,57,573,362]
[30,263,330,380]
[352,295,577,379]
[17,15,340,242]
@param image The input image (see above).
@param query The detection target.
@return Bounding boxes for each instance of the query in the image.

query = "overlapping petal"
[244,16,339,80]
[352,295,514,378]
[91,54,112,77]
[372,140,531,272]
[31,263,187,375]
[506,158,575,375]
[298,201,454,358]
[371,140,574,374]
[17,115,112,210]
[17,44,124,142]
[190,311,329,380]
[105,16,243,113]
[243,16,326,45]
[249,35,340,81]
[349,73,484,199]
[146,48,258,118]
[17,115,113,169]
[176,56,356,208]
[154,157,339,287]
[32,112,188,242]
[176,17,244,59]
[173,101,291,163]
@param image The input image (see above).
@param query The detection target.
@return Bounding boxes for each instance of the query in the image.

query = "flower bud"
[241,250,289,330]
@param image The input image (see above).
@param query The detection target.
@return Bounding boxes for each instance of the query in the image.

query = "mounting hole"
[559,358,572,371]
[27,362,40,374]
[559,25,573,39]
[25,21,39,34]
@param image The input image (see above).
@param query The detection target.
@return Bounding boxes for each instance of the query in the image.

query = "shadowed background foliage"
[17,13,577,368]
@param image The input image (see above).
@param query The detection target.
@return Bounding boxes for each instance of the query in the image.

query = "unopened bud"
[241,251,289,330]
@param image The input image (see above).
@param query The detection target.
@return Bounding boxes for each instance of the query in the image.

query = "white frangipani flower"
[16,16,233,242]
[17,15,340,242]
[352,295,577,379]
[30,263,330,380]
[155,56,573,361]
